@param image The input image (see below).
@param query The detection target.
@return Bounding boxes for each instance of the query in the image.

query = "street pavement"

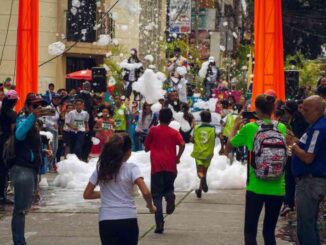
[0,174,309,245]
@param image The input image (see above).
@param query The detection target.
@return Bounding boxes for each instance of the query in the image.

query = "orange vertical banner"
[16,0,39,111]
[252,0,285,107]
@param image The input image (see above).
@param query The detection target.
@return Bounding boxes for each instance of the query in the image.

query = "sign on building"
[169,0,192,33]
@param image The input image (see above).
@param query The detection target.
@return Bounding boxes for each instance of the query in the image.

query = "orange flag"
[15,0,39,111]
[252,0,285,108]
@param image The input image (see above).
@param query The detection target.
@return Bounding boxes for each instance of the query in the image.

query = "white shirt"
[43,104,60,129]
[89,162,142,221]
[66,109,89,132]
[135,111,153,132]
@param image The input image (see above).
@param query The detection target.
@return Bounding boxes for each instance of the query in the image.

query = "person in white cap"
[200,56,220,99]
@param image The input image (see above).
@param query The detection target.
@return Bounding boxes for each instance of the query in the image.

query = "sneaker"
[280,205,293,217]
[154,222,164,234]
[201,177,208,193]
[195,189,202,198]
[165,193,176,215]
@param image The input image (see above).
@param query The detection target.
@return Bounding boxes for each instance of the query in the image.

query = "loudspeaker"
[285,70,299,99]
[92,67,107,92]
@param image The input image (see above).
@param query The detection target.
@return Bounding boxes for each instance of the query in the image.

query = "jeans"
[10,165,37,245]
[70,132,85,160]
[244,191,284,245]
[205,82,214,98]
[284,158,295,209]
[99,218,139,245]
[151,172,176,225]
[48,127,58,161]
[296,176,326,245]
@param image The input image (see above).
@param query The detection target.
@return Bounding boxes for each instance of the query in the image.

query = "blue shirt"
[292,117,326,177]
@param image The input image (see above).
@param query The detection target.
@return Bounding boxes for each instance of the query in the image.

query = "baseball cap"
[5,90,19,100]
[26,93,46,106]
[264,89,276,98]
[208,56,215,63]
[52,93,61,99]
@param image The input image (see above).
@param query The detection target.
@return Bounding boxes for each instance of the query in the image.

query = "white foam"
[48,41,65,56]
[54,144,246,192]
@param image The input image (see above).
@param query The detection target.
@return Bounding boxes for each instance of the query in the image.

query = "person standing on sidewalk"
[0,90,18,209]
[84,133,156,245]
[287,95,326,245]
[66,99,89,160]
[144,108,185,234]
[11,94,45,245]
[226,94,287,245]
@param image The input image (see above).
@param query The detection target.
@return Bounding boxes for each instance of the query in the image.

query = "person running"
[66,99,90,160]
[226,94,287,245]
[113,96,128,133]
[191,110,216,198]
[144,108,185,234]
[83,133,156,245]
[90,107,115,157]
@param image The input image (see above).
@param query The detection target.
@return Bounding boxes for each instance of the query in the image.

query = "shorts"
[195,158,212,168]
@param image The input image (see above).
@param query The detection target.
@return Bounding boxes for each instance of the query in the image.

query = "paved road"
[1,174,320,245]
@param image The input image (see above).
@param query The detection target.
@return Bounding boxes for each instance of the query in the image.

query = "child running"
[90,107,115,157]
[84,133,156,245]
[144,108,185,234]
[191,110,216,198]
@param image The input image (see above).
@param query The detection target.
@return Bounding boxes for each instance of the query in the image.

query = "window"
[66,0,96,42]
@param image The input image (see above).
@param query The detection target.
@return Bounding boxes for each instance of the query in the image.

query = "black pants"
[99,219,139,245]
[284,158,295,209]
[244,191,283,245]
[151,172,176,225]
[0,158,8,200]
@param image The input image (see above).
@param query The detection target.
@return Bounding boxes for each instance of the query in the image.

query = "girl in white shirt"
[83,133,156,245]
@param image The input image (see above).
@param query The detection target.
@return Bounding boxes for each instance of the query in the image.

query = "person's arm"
[134,177,156,213]
[176,144,185,164]
[85,121,90,133]
[83,182,100,199]
[15,111,40,141]
[225,117,246,154]
[287,131,318,165]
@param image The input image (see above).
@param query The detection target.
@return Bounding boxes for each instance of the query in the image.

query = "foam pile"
[54,144,247,191]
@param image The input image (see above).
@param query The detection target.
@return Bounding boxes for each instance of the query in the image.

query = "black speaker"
[285,70,299,99]
[92,67,107,92]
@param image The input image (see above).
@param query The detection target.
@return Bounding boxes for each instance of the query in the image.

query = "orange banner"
[16,0,39,111]
[252,0,285,107]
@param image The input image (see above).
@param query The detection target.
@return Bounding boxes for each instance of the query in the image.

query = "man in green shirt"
[226,94,286,245]
[191,110,216,198]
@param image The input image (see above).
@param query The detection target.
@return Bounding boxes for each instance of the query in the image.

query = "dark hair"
[141,102,152,124]
[182,103,193,123]
[255,94,276,116]
[0,97,17,116]
[97,133,132,184]
[200,110,211,123]
[316,85,326,97]
[48,83,54,88]
[74,98,84,104]
[159,108,173,124]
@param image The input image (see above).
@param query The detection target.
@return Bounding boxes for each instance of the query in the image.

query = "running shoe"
[195,189,202,198]
[201,177,208,193]
[154,222,164,234]
[165,193,176,215]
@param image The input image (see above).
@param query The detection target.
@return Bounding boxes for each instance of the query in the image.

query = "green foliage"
[299,61,322,87]
[285,51,306,69]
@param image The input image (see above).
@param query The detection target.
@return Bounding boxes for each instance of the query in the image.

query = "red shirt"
[145,125,185,175]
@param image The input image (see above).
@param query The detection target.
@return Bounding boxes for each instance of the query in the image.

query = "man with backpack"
[226,94,287,245]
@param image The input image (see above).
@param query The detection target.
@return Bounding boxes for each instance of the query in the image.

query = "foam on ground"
[54,143,246,191]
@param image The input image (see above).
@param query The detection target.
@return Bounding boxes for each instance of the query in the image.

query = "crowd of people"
[0,54,326,245]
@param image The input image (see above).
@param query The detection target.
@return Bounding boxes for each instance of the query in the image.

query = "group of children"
[83,107,218,244]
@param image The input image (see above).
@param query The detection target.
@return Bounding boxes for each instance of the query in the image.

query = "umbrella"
[66,69,92,80]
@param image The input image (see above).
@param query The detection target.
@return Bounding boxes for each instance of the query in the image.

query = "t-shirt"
[223,113,238,137]
[292,117,326,177]
[98,118,115,131]
[144,125,185,174]
[113,105,127,131]
[135,111,153,133]
[89,162,142,221]
[230,119,287,196]
[191,124,216,160]
[66,110,89,132]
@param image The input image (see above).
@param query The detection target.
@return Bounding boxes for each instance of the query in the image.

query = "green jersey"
[191,124,216,160]
[230,119,286,196]
[113,104,127,131]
